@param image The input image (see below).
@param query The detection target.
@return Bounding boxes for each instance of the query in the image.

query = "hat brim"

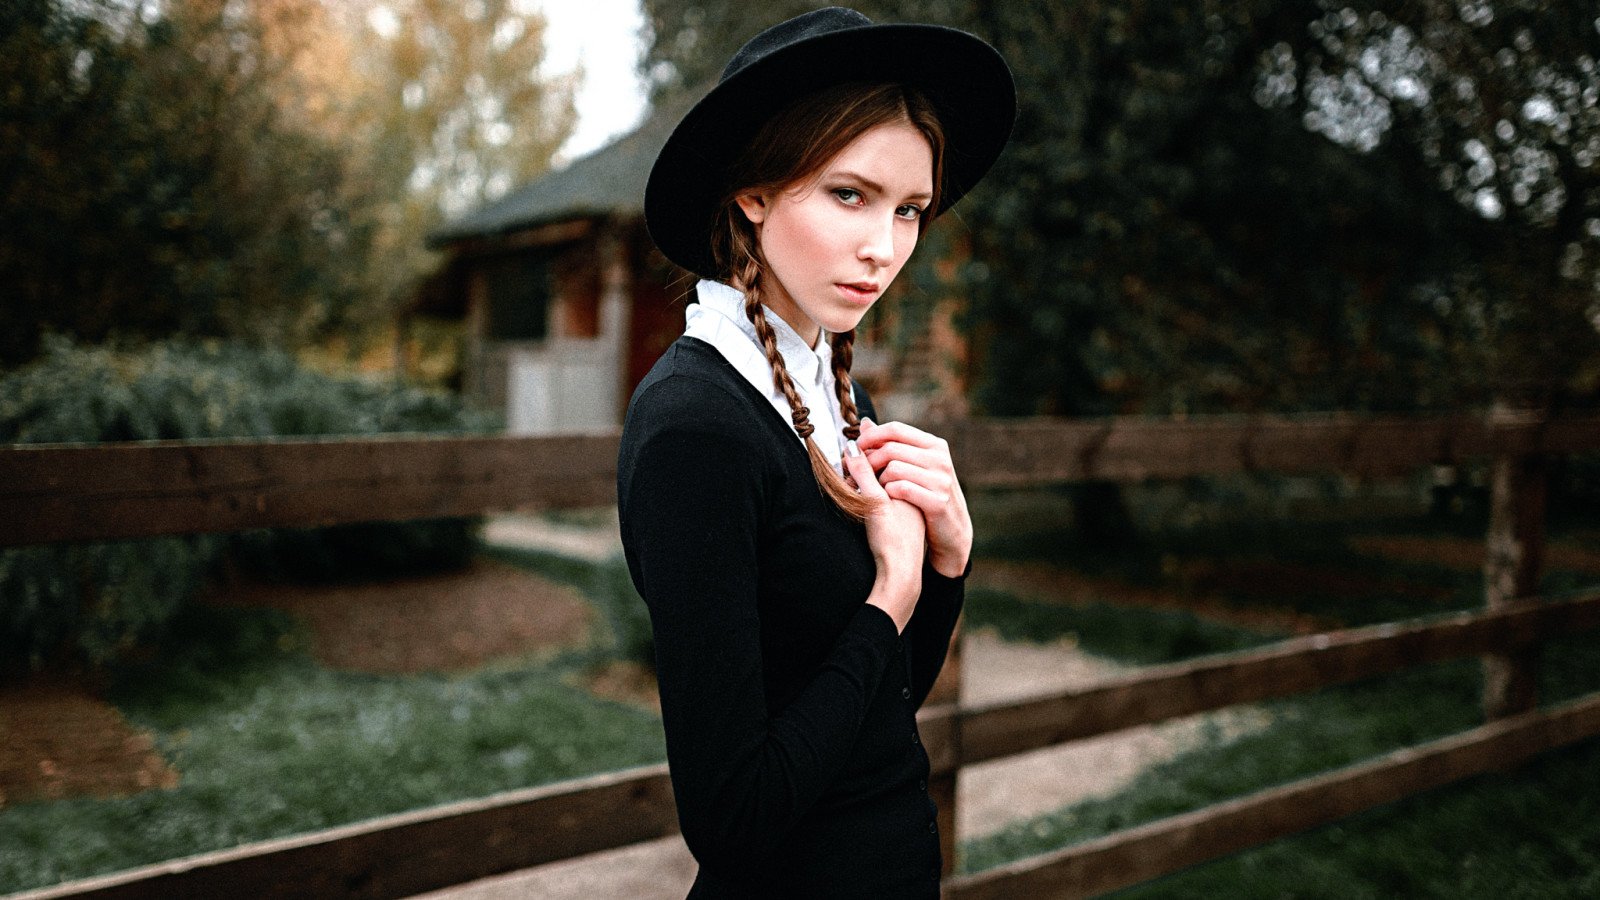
[645,22,1016,279]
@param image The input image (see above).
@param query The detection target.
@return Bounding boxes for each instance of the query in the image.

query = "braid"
[712,161,881,521]
[830,330,862,442]
[741,278,816,441]
[729,248,873,521]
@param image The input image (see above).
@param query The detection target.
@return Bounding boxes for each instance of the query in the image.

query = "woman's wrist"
[866,564,922,633]
[926,515,972,579]
[927,546,970,580]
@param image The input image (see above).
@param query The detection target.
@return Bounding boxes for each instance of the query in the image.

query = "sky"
[537,0,652,163]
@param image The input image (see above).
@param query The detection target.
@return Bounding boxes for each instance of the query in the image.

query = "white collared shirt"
[684,279,854,471]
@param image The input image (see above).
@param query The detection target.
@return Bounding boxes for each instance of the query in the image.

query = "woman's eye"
[832,188,862,204]
[896,204,925,220]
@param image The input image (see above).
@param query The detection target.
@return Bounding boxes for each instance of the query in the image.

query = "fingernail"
[861,417,875,428]
[845,440,861,458]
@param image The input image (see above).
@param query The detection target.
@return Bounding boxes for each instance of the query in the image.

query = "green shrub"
[1,338,494,670]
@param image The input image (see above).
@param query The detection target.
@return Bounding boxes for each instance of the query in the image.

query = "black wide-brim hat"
[644,7,1016,279]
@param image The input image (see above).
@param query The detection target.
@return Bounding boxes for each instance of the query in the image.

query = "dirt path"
[215,557,596,673]
[955,628,1270,837]
[0,679,178,809]
[970,559,1350,635]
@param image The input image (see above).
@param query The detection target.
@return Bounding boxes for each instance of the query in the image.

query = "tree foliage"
[640,0,1600,415]
[0,0,355,362]
[0,0,575,367]
[354,0,577,230]
[954,0,1499,415]
[1268,0,1600,406]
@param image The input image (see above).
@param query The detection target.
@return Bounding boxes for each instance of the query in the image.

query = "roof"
[428,86,707,247]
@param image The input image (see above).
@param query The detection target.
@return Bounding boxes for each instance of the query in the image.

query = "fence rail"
[946,692,1600,900]
[1,432,620,546]
[6,765,676,900]
[5,411,1600,900]
[940,587,1600,769]
[9,414,1600,546]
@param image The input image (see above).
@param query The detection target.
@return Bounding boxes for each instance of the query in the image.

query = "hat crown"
[721,7,873,83]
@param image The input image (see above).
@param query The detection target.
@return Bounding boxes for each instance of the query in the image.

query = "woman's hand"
[855,418,972,579]
[844,442,926,632]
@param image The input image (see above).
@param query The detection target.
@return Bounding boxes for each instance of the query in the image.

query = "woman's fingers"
[858,417,950,470]
[877,458,952,499]
[882,477,949,511]
[857,417,971,579]
[858,420,956,493]
[857,417,946,453]
[843,440,887,499]
[864,442,944,478]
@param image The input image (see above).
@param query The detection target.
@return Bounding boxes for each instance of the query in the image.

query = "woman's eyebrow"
[828,170,933,202]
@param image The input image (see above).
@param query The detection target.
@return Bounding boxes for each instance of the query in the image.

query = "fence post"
[926,620,963,877]
[1481,413,1547,720]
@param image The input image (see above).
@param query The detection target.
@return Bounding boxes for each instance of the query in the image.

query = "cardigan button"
[918,779,927,792]
[895,638,904,654]
[928,820,938,834]
[901,686,911,700]
[911,731,920,745]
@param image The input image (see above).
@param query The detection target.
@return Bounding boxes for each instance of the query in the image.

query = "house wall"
[465,221,641,435]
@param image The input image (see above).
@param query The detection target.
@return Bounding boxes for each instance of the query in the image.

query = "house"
[418,88,969,434]
[416,89,700,434]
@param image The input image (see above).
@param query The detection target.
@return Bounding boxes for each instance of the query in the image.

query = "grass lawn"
[0,553,666,894]
[4,488,1597,897]
[956,487,1600,897]
[1105,736,1600,899]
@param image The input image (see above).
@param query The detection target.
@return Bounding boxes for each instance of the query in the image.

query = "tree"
[0,0,364,361]
[641,0,808,100]
[953,0,1516,416]
[1267,0,1600,407]
[0,0,577,366]
[354,0,576,223]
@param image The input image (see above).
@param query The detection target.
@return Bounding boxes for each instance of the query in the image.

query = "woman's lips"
[836,282,880,303]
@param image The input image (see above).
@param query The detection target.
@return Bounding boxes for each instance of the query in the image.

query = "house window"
[484,254,552,341]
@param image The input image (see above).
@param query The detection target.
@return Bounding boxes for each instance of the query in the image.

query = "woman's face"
[736,119,933,347]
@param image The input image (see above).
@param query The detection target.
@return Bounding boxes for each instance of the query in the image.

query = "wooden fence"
[4,412,1600,900]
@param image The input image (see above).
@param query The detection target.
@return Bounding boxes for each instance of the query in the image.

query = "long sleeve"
[906,561,966,708]
[618,370,901,879]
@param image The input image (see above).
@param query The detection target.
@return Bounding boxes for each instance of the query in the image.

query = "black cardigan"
[617,336,965,899]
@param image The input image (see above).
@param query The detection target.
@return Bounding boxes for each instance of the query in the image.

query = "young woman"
[618,8,1014,898]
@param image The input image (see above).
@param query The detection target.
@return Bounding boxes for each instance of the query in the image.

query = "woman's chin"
[817,308,873,337]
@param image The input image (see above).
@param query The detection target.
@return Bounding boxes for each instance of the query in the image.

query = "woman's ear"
[735,191,769,225]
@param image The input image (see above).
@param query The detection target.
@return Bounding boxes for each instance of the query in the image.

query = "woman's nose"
[857,214,896,267]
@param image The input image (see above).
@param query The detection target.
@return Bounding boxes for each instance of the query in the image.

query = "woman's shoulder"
[623,337,767,440]
[618,338,774,504]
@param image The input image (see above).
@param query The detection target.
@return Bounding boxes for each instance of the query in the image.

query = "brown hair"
[709,82,946,521]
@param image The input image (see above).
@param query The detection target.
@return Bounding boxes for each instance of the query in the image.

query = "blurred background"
[4,1,1600,898]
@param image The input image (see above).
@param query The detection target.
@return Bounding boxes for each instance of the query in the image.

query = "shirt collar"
[693,279,831,389]
[686,279,850,468]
